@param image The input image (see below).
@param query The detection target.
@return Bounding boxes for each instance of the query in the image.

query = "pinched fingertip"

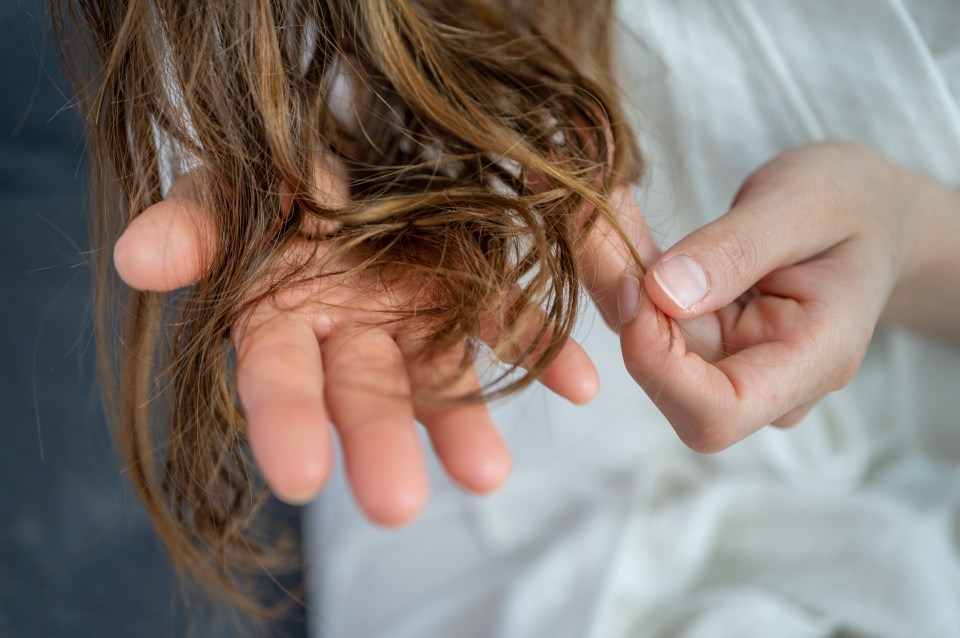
[617,270,642,328]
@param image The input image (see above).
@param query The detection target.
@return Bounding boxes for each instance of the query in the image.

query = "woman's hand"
[615,142,960,453]
[112,159,599,525]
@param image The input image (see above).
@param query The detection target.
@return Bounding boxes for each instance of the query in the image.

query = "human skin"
[617,141,960,453]
[114,141,960,521]
[113,156,623,525]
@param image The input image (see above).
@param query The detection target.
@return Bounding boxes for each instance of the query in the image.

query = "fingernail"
[617,273,641,326]
[653,255,708,311]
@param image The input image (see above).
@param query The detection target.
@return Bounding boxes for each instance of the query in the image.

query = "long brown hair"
[52,0,643,617]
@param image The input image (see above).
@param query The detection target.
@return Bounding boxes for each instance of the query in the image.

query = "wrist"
[882,169,960,340]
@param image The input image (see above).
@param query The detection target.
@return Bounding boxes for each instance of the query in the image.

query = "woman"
[58,0,960,635]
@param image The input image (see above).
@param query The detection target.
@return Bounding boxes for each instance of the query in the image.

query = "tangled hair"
[52,0,643,616]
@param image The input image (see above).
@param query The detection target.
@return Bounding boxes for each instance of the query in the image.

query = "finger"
[481,295,599,405]
[771,400,818,428]
[538,336,599,405]
[579,185,659,330]
[644,175,846,319]
[235,311,333,505]
[619,277,821,453]
[284,150,350,237]
[322,327,428,526]
[113,174,218,291]
[115,151,349,292]
[408,349,511,494]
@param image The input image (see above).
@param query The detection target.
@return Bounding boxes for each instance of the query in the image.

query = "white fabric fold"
[306,2,960,636]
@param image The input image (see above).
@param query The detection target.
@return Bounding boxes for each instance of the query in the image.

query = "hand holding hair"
[112,158,601,525]
[57,0,643,609]
[617,142,960,452]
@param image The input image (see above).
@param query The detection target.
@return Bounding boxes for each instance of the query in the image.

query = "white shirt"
[305,2,960,636]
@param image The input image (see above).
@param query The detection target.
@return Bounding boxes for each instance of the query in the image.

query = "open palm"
[113,157,603,525]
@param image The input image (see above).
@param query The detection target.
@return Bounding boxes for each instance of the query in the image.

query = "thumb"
[113,174,217,292]
[644,193,830,318]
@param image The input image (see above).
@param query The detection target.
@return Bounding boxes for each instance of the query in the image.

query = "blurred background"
[0,3,303,635]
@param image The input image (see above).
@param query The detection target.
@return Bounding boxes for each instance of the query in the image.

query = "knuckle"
[771,405,811,429]
[738,147,860,222]
[820,320,872,392]
[675,416,739,455]
[828,361,858,392]
[827,340,870,391]
[708,226,764,285]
